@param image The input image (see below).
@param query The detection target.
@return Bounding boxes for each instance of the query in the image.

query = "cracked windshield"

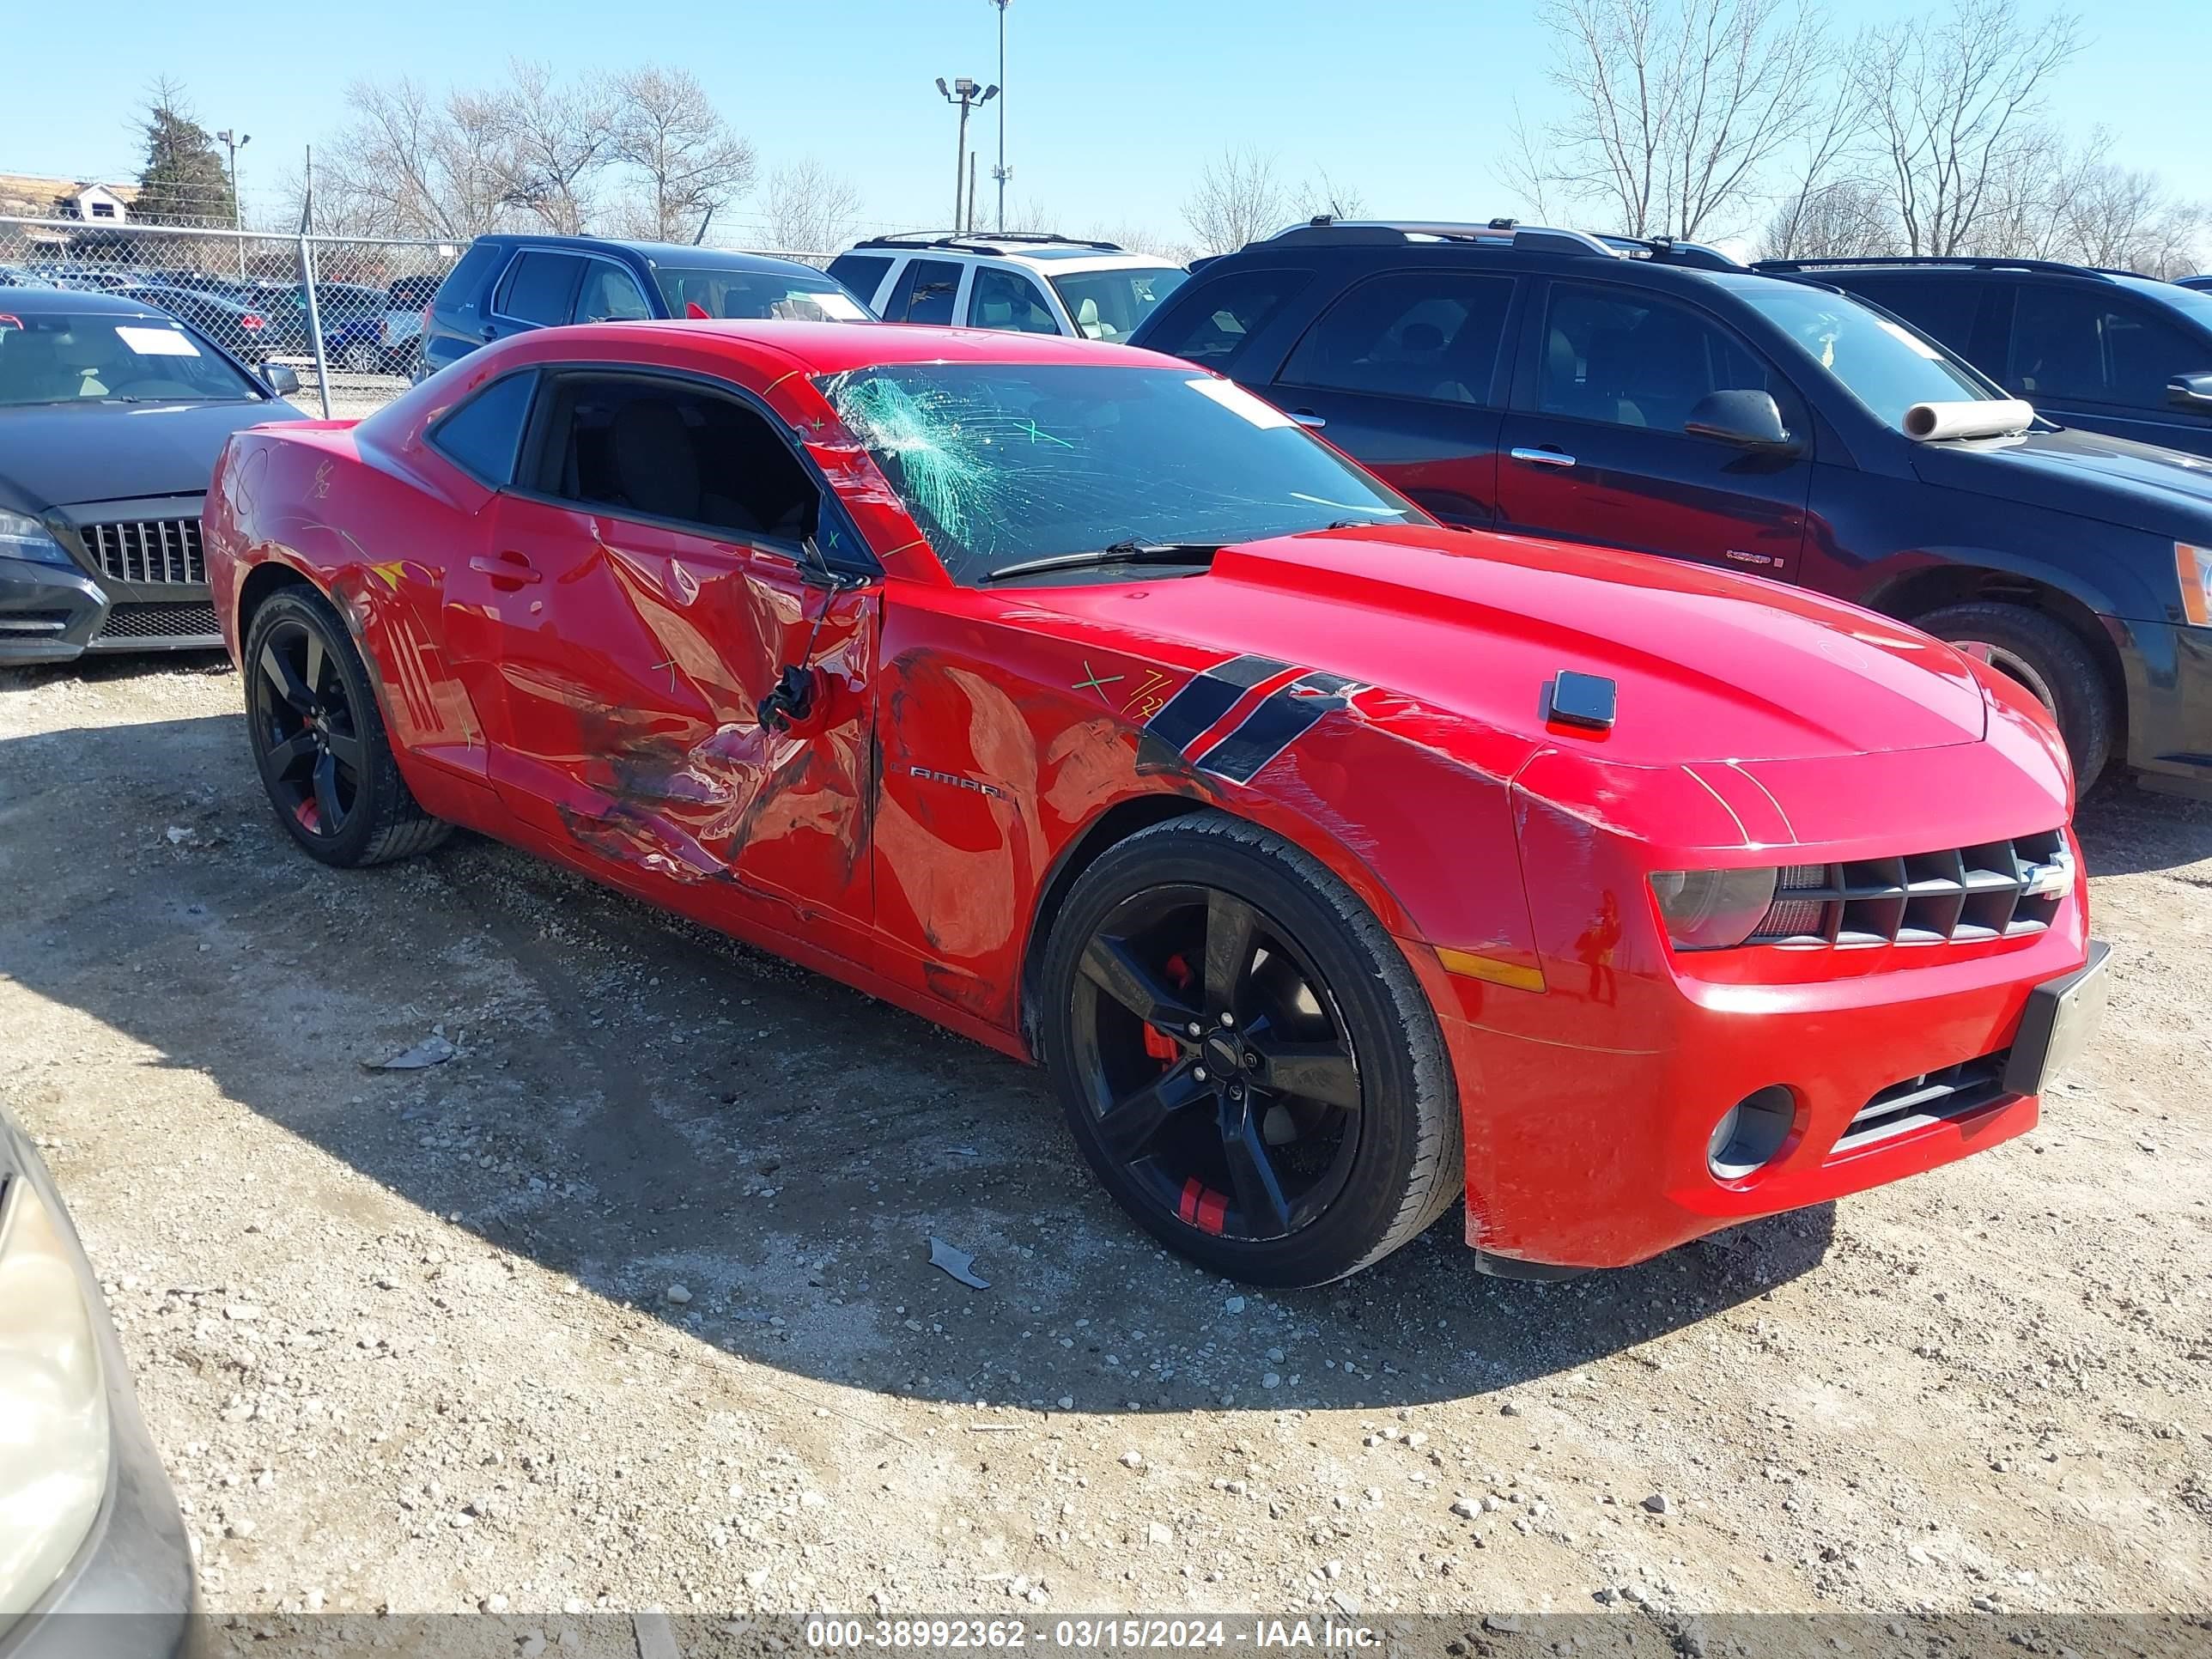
[818,363,1417,584]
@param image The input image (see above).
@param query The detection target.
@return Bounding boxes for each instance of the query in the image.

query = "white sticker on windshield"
[115,325,200,357]
[1184,376,1294,428]
[1874,316,1944,360]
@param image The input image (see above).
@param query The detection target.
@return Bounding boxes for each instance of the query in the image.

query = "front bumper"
[1435,739,2094,1272]
[43,498,222,658]
[0,555,104,665]
[0,1118,201,1659]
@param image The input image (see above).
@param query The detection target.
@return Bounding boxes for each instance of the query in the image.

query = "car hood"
[1033,525,1988,766]
[0,398,304,512]
[1909,422,2212,536]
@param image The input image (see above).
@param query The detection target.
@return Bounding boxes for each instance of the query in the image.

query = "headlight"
[0,512,71,567]
[1650,867,1779,951]
[2179,541,2212,628]
[0,1177,111,1620]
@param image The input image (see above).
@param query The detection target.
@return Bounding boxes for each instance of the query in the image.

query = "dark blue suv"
[1753,256,2212,459]
[416,235,872,382]
[1128,220,2212,799]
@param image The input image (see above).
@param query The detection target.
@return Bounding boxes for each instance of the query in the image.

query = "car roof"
[0,287,172,318]
[474,234,828,276]
[548,318,1176,375]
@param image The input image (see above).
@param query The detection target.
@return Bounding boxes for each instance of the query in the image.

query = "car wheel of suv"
[1039,811,1462,1286]
[1916,602,2114,786]
[244,587,451,868]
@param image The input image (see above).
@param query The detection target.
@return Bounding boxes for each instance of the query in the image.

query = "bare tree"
[760,158,862,255]
[1305,169,1369,221]
[611,66,756,243]
[321,77,520,240]
[1502,0,1830,240]
[493,59,613,235]
[1182,147,1292,255]
[1085,220,1198,263]
[1854,0,2081,257]
[1758,178,1894,258]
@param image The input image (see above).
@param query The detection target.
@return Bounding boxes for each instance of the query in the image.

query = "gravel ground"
[1,656,2207,1630]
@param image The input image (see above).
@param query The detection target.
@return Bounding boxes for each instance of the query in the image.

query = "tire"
[343,342,377,374]
[1038,811,1462,1286]
[1914,602,2115,787]
[242,586,450,868]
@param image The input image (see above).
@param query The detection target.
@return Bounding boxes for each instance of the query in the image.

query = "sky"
[3,0,2208,251]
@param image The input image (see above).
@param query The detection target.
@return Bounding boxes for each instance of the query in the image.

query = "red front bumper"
[1427,815,2090,1272]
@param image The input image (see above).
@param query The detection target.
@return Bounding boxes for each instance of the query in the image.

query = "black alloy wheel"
[1042,812,1462,1285]
[250,614,365,842]
[242,586,450,868]
[1071,883,1364,1243]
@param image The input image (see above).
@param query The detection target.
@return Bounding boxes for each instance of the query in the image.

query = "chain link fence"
[1,216,837,421]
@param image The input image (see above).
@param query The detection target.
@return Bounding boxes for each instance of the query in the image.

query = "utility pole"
[216,127,251,276]
[988,0,1012,231]
[935,76,997,234]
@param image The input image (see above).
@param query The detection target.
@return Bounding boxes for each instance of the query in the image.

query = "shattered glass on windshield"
[817,363,1415,586]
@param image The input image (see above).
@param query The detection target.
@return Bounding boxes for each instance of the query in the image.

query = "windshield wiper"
[980,539,1223,583]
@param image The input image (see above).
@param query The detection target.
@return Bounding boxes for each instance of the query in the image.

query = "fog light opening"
[1709,1086,1795,1181]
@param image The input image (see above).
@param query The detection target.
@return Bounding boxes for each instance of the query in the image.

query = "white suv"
[827,234,1188,343]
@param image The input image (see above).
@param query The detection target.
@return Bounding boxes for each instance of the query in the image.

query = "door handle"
[1510,446,1577,469]
[469,551,542,588]
[481,325,497,342]
[1289,409,1328,428]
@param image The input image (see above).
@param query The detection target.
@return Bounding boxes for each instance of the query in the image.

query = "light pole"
[934,76,996,235]
[988,0,1012,232]
[216,128,250,276]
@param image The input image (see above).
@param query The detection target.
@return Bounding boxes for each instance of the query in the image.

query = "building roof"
[0,173,143,216]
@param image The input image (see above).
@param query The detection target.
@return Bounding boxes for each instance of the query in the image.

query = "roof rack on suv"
[850,231,1126,255]
[1262,217,1740,267]
[1752,254,2140,281]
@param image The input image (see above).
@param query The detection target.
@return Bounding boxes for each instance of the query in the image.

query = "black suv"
[1127,220,2212,799]
[416,234,871,383]
[1753,255,2212,459]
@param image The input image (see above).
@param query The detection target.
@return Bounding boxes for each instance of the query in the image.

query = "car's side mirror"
[2168,372,2212,412]
[263,362,301,396]
[1684,388,1798,452]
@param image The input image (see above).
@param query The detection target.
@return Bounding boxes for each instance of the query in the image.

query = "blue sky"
[3,0,2207,248]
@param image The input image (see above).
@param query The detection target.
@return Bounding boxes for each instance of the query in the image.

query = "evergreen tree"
[135,82,235,227]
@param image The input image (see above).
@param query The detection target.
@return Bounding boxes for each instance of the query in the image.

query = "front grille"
[1832,1053,2011,1154]
[82,518,205,585]
[1749,830,2071,948]
[92,600,219,641]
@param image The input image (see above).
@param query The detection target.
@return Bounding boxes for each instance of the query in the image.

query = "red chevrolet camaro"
[204,320,2109,1286]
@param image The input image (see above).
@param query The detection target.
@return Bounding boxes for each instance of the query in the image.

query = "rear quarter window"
[1145,268,1312,370]
[434,241,506,314]
[428,372,537,485]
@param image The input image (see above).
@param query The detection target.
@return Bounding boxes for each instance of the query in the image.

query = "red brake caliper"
[1149,952,1229,1234]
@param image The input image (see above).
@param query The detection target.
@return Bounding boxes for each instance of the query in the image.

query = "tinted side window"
[1538,286,1789,434]
[434,241,504,313]
[526,374,820,542]
[1148,268,1312,368]
[967,267,1060,334]
[2008,287,2205,409]
[428,372,536,485]
[494,252,583,325]
[1844,276,1984,356]
[885,258,963,325]
[1279,271,1514,405]
[574,262,652,323]
[826,253,892,303]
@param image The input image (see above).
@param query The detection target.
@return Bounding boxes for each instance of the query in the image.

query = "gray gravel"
[1,656,2207,1619]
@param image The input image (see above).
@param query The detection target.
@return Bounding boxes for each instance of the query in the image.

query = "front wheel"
[243,586,450,867]
[1039,812,1463,1286]
[1915,601,2115,787]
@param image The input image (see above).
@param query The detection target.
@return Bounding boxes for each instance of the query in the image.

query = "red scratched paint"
[203,320,2089,1270]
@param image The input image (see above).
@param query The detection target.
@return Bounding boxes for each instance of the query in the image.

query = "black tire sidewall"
[1917,602,2113,785]
[1039,816,1452,1287]
[243,588,398,867]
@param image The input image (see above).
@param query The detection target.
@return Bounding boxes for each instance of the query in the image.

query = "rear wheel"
[243,587,449,868]
[343,341,378,374]
[1916,601,2115,787]
[1039,812,1462,1286]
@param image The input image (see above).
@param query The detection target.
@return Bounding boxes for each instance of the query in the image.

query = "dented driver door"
[450,487,880,951]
